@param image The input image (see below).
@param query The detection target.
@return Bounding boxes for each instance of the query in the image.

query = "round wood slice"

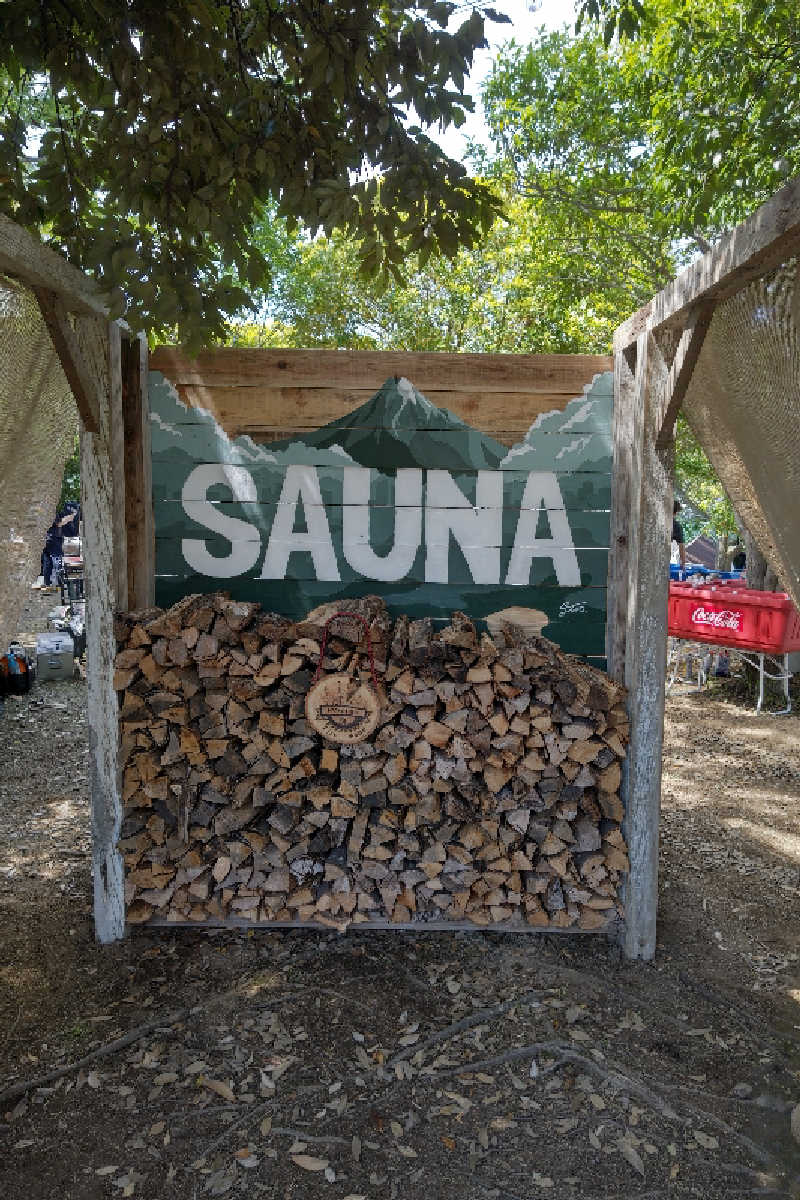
[305,674,380,744]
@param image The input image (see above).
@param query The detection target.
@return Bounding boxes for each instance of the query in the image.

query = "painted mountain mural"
[151,371,613,658]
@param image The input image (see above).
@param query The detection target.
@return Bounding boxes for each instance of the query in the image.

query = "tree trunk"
[716,532,729,570]
[745,531,779,591]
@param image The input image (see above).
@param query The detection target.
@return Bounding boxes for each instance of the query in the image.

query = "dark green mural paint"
[149,372,614,656]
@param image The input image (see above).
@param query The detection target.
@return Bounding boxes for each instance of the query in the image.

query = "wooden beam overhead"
[0,213,110,317]
[34,288,102,433]
[614,173,800,350]
[149,346,612,395]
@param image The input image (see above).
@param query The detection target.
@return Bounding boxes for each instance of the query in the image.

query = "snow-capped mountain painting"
[149,371,357,469]
[150,370,613,658]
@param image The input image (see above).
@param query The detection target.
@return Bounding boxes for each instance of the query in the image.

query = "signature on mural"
[558,599,587,618]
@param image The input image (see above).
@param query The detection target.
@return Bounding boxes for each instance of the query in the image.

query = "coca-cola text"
[690,606,743,632]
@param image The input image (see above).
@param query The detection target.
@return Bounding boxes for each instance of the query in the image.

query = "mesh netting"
[0,276,77,647]
[682,258,800,611]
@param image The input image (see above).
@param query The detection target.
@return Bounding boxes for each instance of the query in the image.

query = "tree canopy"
[478,29,679,291]
[575,0,800,240]
[1,0,505,345]
[230,183,654,355]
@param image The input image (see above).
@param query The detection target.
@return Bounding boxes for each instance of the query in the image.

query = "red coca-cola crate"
[668,582,800,653]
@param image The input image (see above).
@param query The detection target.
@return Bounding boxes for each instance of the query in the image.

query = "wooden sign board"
[149,368,613,658]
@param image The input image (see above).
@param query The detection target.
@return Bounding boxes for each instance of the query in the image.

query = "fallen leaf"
[618,1136,645,1176]
[489,1117,516,1131]
[589,1093,606,1110]
[441,1136,455,1151]
[792,1104,800,1144]
[291,1155,329,1171]
[203,1079,237,1103]
[397,1145,417,1158]
[390,1120,403,1138]
[693,1130,719,1150]
[95,1165,118,1177]
[446,979,461,995]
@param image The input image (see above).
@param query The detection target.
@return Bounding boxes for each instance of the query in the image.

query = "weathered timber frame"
[7,171,800,953]
[0,214,154,942]
[608,174,800,960]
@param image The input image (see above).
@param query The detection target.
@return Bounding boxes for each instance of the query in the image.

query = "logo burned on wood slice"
[305,673,381,744]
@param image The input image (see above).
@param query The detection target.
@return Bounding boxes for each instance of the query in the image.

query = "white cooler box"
[36,632,75,681]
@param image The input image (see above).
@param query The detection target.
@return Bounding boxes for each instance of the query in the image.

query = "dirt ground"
[2,590,800,1199]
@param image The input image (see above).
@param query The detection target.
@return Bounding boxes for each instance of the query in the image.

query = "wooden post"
[122,333,154,608]
[108,322,128,611]
[78,316,126,943]
[610,332,674,960]
[606,344,638,683]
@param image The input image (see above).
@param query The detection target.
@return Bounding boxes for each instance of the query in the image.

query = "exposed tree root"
[386,989,546,1067]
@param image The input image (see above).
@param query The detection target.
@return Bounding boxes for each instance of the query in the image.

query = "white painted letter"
[260,465,340,581]
[181,464,260,578]
[341,468,422,581]
[424,471,503,584]
[505,472,581,587]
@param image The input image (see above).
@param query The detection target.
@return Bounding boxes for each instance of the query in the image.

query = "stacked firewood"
[115,593,629,931]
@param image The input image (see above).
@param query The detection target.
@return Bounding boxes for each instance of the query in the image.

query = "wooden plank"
[150,346,612,394]
[606,345,638,683]
[156,502,611,547]
[150,428,611,471]
[620,332,673,962]
[108,322,128,611]
[122,333,155,608]
[614,172,800,350]
[76,316,125,944]
[169,384,605,438]
[144,917,612,935]
[152,574,608,655]
[153,466,614,507]
[33,288,102,432]
[0,212,110,316]
[154,537,610,585]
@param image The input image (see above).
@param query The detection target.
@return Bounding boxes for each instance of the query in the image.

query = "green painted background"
[150,371,614,659]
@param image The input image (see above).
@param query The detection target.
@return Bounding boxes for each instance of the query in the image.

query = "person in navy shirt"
[671,500,686,570]
[37,503,80,590]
